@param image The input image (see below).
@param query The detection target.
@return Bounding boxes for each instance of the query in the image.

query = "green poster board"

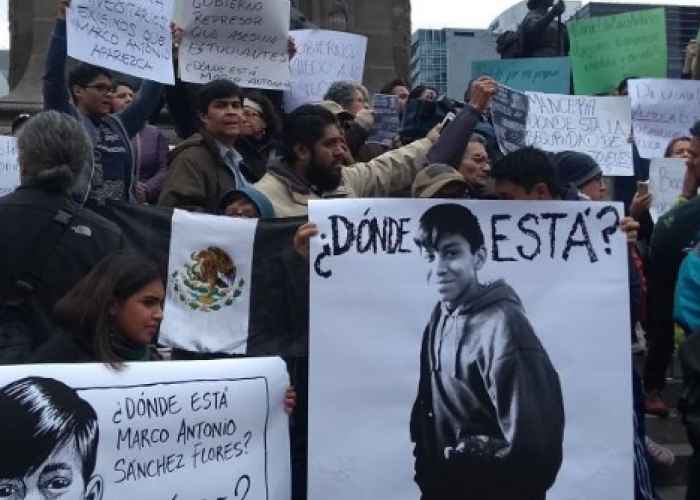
[569,8,667,96]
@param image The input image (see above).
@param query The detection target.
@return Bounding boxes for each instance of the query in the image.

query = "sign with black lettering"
[648,158,686,221]
[180,0,291,89]
[284,29,367,112]
[629,78,700,159]
[492,86,633,176]
[0,136,19,197]
[66,0,175,84]
[0,358,290,500]
[308,199,633,500]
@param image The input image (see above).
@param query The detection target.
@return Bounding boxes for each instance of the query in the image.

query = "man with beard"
[253,104,436,217]
[255,78,497,218]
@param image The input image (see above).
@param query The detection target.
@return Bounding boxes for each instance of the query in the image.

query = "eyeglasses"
[243,110,262,119]
[84,84,115,95]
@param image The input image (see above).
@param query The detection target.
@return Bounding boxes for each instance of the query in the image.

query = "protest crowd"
[3,0,700,498]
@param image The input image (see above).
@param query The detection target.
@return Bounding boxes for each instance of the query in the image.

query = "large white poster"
[66,0,175,84]
[629,78,700,159]
[0,136,19,196]
[179,0,291,89]
[308,199,633,500]
[0,358,290,500]
[283,30,367,112]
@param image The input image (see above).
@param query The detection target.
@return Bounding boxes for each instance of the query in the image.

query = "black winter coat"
[0,187,124,311]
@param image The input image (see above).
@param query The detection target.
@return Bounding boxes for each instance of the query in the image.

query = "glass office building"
[411,29,448,96]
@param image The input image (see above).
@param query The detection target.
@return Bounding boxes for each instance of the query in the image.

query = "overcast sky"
[0,0,696,49]
[412,0,700,30]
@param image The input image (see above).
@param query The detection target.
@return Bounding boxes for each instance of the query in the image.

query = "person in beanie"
[218,186,275,218]
[552,151,606,200]
[411,164,469,199]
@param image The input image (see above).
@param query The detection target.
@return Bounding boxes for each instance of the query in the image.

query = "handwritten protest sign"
[491,88,633,175]
[367,94,400,147]
[629,78,700,159]
[491,85,529,154]
[526,92,633,175]
[472,57,571,94]
[648,158,686,221]
[180,0,291,90]
[0,358,290,500]
[308,199,633,500]
[66,0,175,84]
[284,29,367,112]
[0,136,19,197]
[569,8,667,96]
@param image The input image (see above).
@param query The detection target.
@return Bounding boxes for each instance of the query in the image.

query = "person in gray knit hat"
[552,151,606,201]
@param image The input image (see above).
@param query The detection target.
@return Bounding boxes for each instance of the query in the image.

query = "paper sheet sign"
[0,136,19,197]
[284,29,367,112]
[629,78,700,159]
[492,87,633,176]
[648,158,686,221]
[179,0,291,90]
[66,0,175,85]
[0,358,290,500]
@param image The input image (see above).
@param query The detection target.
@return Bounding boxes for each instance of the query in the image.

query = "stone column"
[295,0,412,92]
[3,0,56,106]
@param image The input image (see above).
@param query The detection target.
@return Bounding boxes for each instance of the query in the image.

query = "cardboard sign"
[569,8,667,96]
[473,57,571,94]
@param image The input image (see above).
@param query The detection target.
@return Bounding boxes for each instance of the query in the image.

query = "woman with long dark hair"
[31,250,297,412]
[31,250,164,367]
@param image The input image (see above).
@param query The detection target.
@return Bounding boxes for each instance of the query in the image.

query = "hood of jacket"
[267,157,317,196]
[457,280,523,317]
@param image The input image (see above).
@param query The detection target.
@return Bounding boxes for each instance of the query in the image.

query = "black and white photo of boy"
[410,203,565,500]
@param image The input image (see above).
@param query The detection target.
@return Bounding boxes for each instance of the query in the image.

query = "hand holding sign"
[468,77,498,113]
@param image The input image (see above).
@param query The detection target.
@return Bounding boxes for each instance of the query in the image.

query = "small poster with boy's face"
[0,359,290,500]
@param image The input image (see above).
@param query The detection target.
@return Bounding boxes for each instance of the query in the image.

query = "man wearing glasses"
[43,0,164,210]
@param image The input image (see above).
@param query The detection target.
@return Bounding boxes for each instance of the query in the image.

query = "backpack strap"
[9,199,82,306]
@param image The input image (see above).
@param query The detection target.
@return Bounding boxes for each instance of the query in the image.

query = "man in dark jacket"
[0,112,124,341]
[521,0,569,58]
[410,203,565,500]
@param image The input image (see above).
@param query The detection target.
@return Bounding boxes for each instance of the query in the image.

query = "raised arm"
[343,135,436,198]
[43,2,75,115]
[118,80,165,138]
[426,77,496,168]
